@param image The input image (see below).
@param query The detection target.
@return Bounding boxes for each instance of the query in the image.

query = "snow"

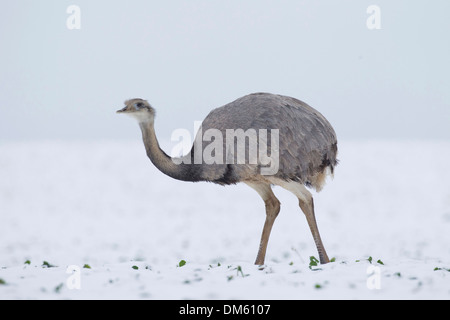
[0,140,449,299]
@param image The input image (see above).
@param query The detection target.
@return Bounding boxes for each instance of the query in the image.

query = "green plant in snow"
[42,261,56,268]
[314,281,329,289]
[236,265,249,277]
[54,283,64,293]
[357,256,384,265]
[227,265,249,280]
[309,256,322,270]
[434,267,450,272]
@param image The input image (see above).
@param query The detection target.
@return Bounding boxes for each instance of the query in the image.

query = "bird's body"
[117,92,338,265]
[189,93,337,190]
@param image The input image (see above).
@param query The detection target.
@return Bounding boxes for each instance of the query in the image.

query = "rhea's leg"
[298,196,330,264]
[275,181,330,264]
[245,182,281,265]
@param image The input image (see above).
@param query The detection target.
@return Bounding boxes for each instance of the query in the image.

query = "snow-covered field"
[0,140,449,299]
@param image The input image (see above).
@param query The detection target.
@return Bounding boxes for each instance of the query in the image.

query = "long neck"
[138,120,199,182]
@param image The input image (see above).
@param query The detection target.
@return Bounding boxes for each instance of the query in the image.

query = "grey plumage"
[189,92,338,190]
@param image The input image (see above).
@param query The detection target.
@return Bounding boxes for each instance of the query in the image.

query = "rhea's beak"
[116,106,128,113]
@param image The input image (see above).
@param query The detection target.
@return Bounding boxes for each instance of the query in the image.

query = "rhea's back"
[190,93,338,189]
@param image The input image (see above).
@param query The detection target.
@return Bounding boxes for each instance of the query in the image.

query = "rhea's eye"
[134,102,144,109]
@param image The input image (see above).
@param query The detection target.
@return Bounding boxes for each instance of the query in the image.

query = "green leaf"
[309,256,321,270]
[0,278,6,285]
[83,264,91,269]
[236,265,248,277]
[132,265,139,270]
[309,256,319,266]
[42,261,56,268]
[377,259,384,265]
[367,256,373,264]
[178,260,186,267]
[24,260,31,265]
[434,267,450,272]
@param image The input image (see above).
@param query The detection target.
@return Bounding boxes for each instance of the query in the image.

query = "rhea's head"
[117,98,155,123]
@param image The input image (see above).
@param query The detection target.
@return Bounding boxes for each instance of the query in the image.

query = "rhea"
[117,93,338,265]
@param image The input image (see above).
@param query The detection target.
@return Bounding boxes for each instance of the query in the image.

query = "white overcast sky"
[0,0,449,141]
